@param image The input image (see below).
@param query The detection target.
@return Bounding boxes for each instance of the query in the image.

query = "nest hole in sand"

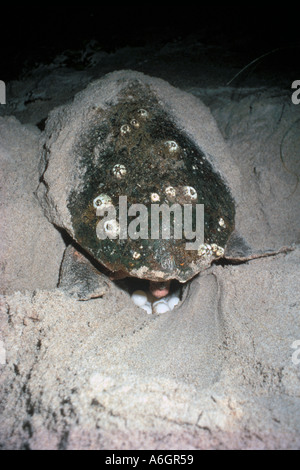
[115,276,188,315]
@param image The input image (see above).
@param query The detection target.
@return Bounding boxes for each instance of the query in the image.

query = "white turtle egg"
[140,302,152,315]
[168,295,180,311]
[132,290,148,307]
[152,299,171,314]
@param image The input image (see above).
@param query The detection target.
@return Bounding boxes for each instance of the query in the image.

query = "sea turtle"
[37,71,291,311]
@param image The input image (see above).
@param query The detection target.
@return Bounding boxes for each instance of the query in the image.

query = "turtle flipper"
[224,230,254,260]
[58,245,110,300]
[224,230,295,262]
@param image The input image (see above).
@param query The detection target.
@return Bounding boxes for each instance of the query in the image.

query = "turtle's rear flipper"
[224,230,254,260]
[224,230,294,262]
[58,245,110,300]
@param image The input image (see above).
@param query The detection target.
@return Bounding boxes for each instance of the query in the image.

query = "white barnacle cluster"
[198,243,224,258]
[120,109,148,137]
[182,186,197,201]
[103,219,120,238]
[165,140,179,153]
[151,193,160,203]
[131,290,180,315]
[165,186,176,199]
[120,124,131,136]
[93,194,113,209]
[112,164,127,179]
[137,109,148,119]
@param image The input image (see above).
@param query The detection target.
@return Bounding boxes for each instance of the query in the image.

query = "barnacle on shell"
[112,164,127,179]
[182,186,197,201]
[93,194,113,209]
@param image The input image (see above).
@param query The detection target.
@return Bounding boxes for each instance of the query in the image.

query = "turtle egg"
[112,164,127,179]
[152,299,171,314]
[168,295,180,310]
[141,303,152,314]
[93,194,113,209]
[183,186,197,201]
[132,290,148,307]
